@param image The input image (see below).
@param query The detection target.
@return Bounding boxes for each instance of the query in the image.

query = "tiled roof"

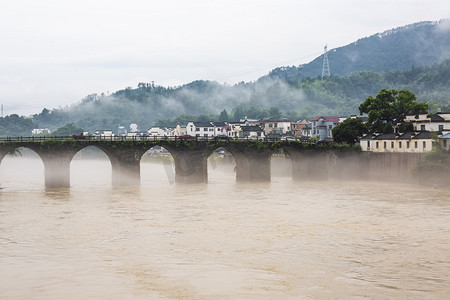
[311,116,340,122]
[241,126,263,132]
[360,134,373,140]
[398,132,413,140]
[428,114,445,121]
[374,133,397,140]
[413,131,431,139]
[193,122,214,127]
[213,122,227,127]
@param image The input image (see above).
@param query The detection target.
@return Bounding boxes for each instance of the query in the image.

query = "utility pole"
[321,44,330,78]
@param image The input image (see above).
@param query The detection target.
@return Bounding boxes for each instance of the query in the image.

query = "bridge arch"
[206,147,236,183]
[140,145,176,186]
[0,147,45,188]
[271,147,292,179]
[70,145,112,187]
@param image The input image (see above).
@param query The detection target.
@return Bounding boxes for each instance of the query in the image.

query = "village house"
[226,122,264,139]
[240,125,265,139]
[93,130,114,137]
[226,121,245,138]
[147,127,171,137]
[31,128,51,135]
[301,123,312,137]
[173,125,187,137]
[213,122,228,137]
[292,120,309,137]
[404,112,450,134]
[309,116,340,140]
[259,118,292,137]
[186,121,215,138]
[360,131,433,153]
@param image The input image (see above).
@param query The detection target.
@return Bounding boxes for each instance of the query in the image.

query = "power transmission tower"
[321,44,330,78]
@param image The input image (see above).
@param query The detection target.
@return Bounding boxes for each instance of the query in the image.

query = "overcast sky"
[0,0,449,116]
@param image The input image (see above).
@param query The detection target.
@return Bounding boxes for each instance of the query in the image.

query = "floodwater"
[0,152,449,299]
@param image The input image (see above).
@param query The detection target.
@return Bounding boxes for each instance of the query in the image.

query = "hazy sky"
[0,0,449,116]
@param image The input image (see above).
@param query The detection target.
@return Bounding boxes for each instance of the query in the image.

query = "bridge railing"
[0,135,304,143]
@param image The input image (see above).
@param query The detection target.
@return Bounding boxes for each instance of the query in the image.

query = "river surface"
[0,156,449,299]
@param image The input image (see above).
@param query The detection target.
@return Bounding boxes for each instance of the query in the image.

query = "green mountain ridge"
[267,19,450,80]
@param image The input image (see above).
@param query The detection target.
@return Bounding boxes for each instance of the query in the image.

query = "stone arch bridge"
[0,137,418,188]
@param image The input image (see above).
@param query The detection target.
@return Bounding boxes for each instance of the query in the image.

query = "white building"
[360,131,433,153]
[93,130,114,137]
[173,125,187,137]
[147,127,171,137]
[404,112,450,134]
[31,128,50,135]
[130,123,139,133]
[186,121,215,138]
[227,122,245,138]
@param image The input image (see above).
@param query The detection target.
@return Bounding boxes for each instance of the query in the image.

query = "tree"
[218,109,229,122]
[0,114,35,137]
[52,123,84,136]
[332,117,368,145]
[359,89,428,133]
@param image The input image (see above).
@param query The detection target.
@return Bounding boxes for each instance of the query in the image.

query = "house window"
[423,141,426,149]
[399,141,402,148]
[274,123,278,128]
[384,142,387,149]
[376,141,379,148]
[444,140,447,147]
[269,124,273,128]
[329,125,332,129]
[439,125,444,132]
[421,125,425,131]
[196,128,200,131]
[391,141,394,148]
[415,141,418,148]
[407,141,410,148]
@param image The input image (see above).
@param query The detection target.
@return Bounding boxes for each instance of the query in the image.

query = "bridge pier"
[172,150,207,184]
[42,154,72,188]
[98,146,146,187]
[111,160,141,186]
[288,150,331,181]
[233,149,272,182]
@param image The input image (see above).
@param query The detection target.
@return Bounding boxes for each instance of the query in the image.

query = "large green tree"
[359,89,428,133]
[332,117,368,145]
[52,123,84,136]
[0,114,35,137]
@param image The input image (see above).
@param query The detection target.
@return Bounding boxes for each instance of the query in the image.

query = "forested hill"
[266,20,450,81]
[27,59,450,135]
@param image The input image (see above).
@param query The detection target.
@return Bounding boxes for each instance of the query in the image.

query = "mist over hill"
[4,20,450,136]
[266,19,450,81]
